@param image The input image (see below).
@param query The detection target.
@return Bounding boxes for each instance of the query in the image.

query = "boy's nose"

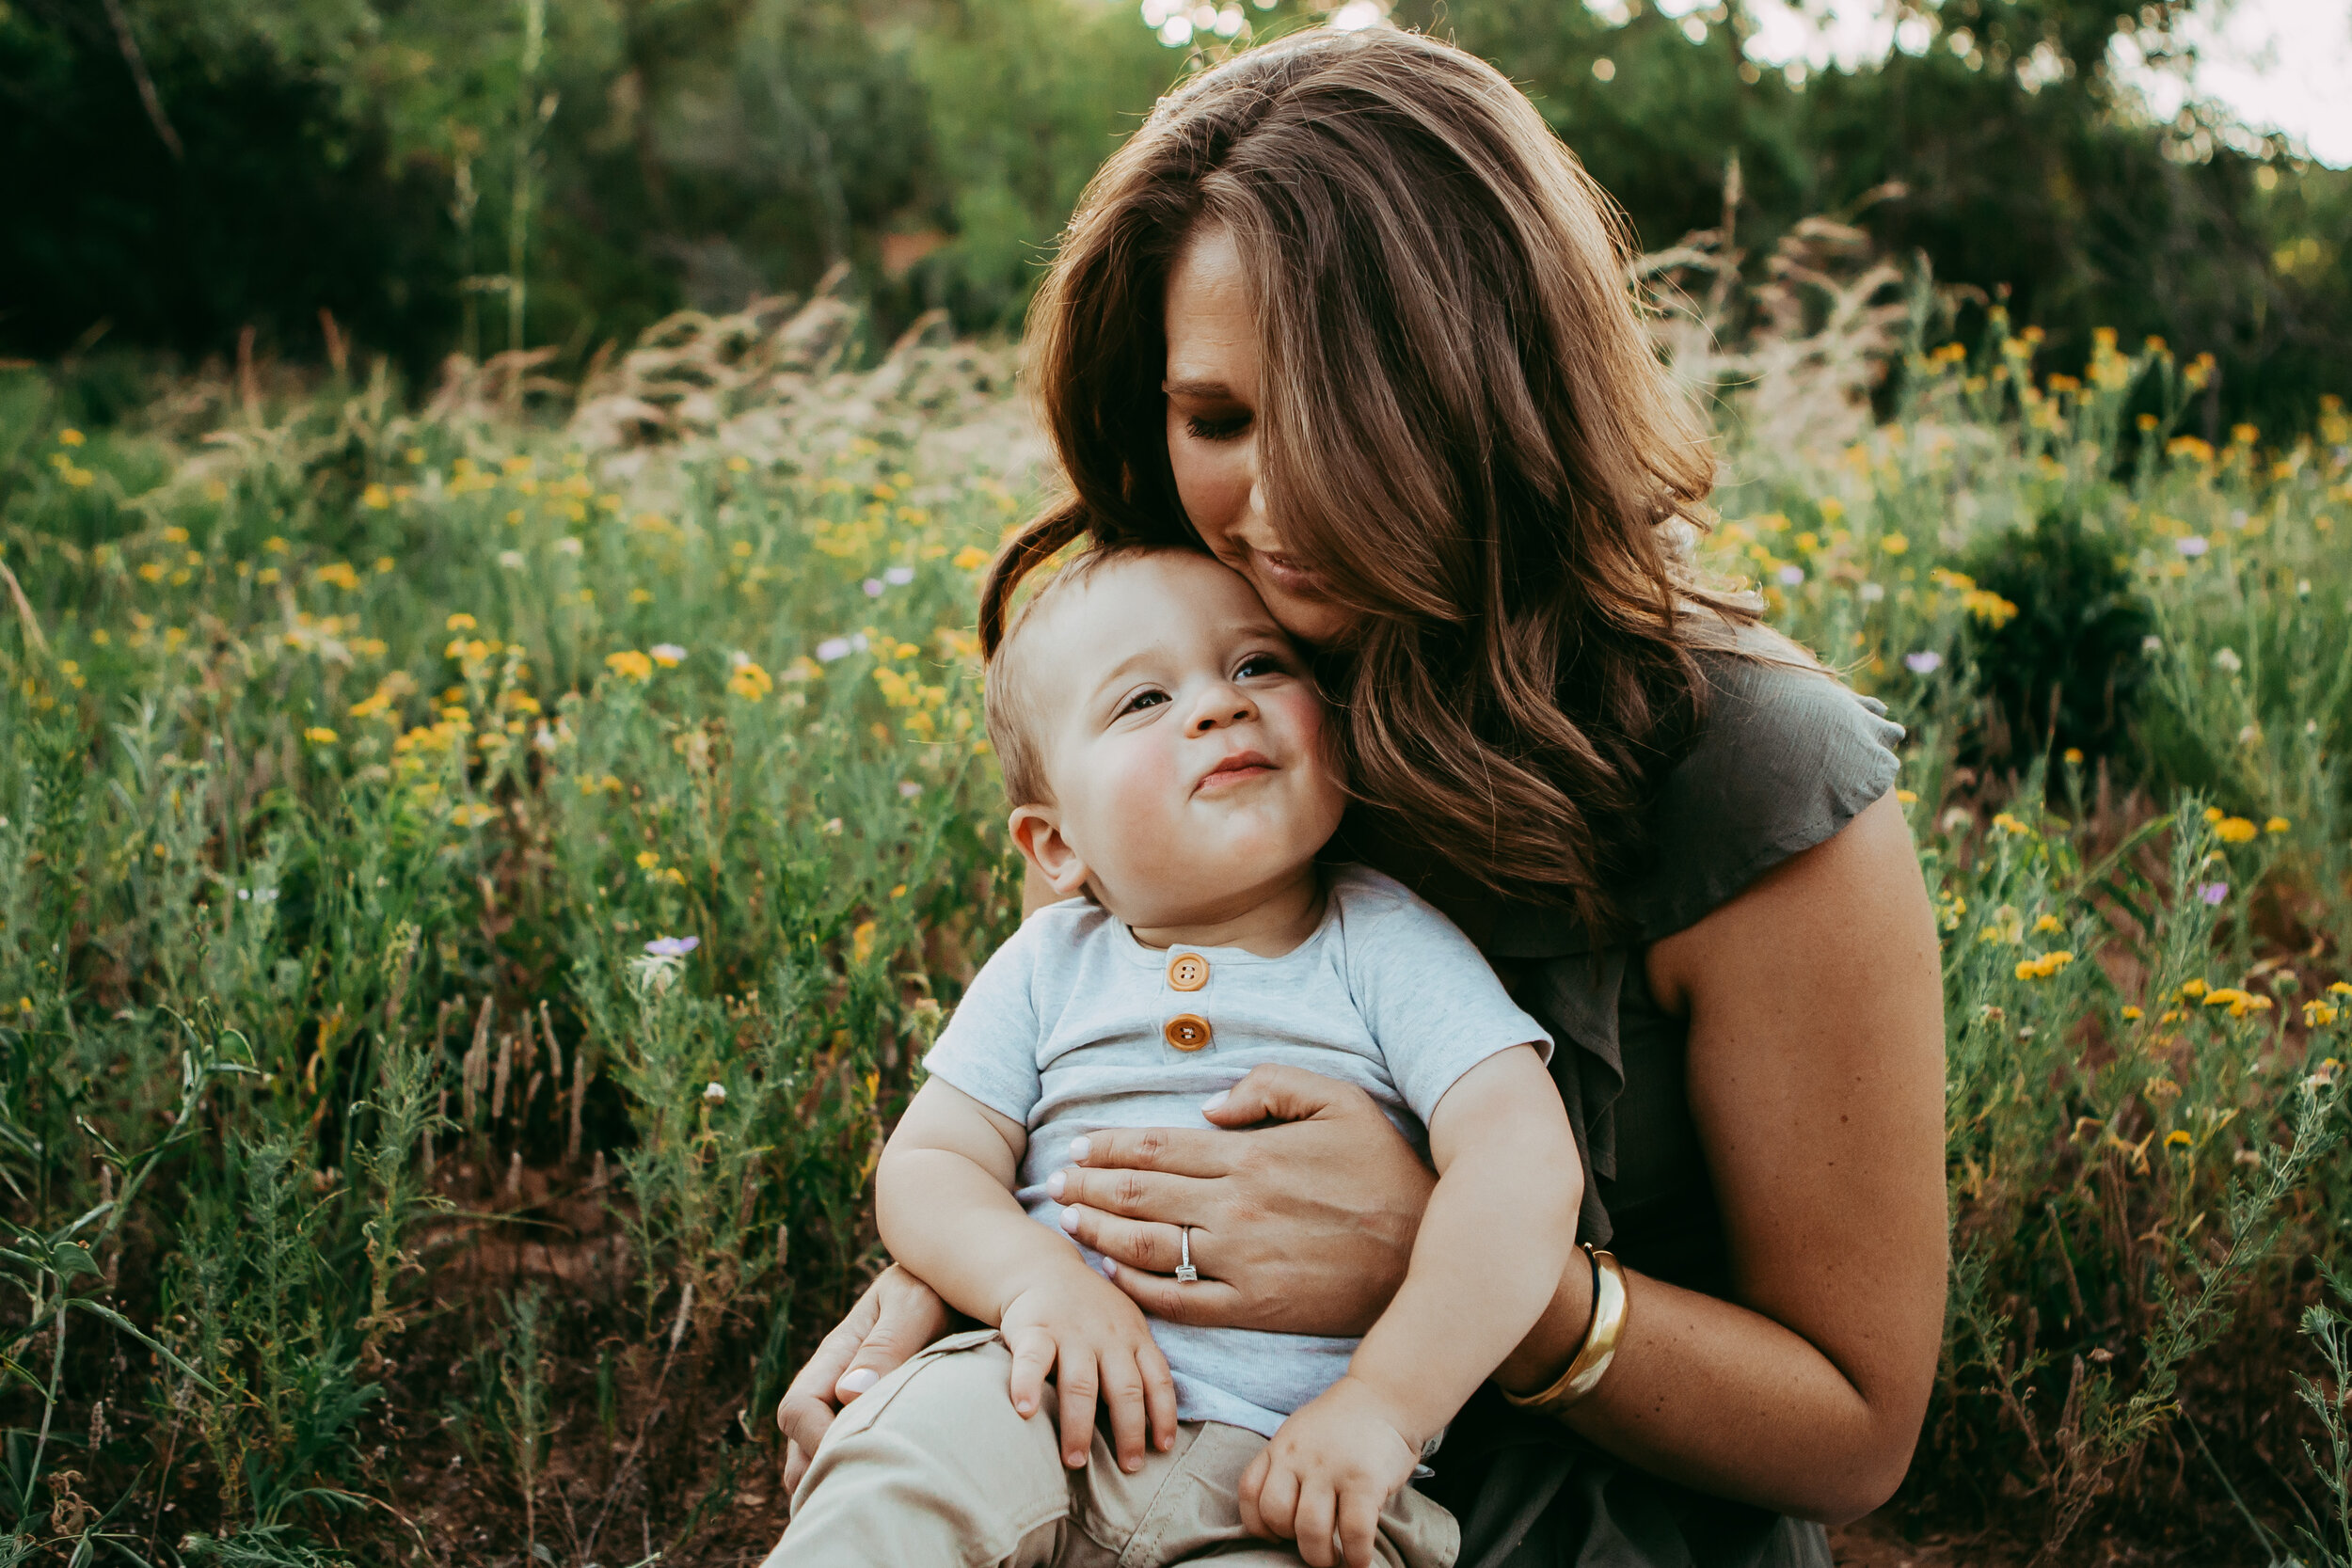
[1188,684,1257,735]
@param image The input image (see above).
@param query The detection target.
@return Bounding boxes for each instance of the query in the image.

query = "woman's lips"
[1250,549,1326,598]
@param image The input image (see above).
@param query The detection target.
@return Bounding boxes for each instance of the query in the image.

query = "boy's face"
[1010,552,1347,928]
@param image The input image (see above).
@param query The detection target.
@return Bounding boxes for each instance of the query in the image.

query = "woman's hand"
[1046,1064,1437,1336]
[774,1263,951,1496]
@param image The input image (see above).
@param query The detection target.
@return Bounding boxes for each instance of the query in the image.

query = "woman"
[777,27,1947,1567]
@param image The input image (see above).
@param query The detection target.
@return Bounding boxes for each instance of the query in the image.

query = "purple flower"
[1905,650,1944,674]
[2176,535,2209,558]
[863,578,886,597]
[816,637,854,662]
[2197,881,2229,906]
[1776,564,1805,586]
[644,935,700,958]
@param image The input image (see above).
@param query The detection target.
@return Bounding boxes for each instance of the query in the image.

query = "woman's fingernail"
[1102,1259,1119,1278]
[1045,1169,1066,1199]
[1069,1135,1091,1163]
[838,1368,880,1397]
[1060,1207,1082,1233]
[1201,1090,1230,1115]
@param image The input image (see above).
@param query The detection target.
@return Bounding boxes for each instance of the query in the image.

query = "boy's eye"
[1119,689,1169,716]
[1184,412,1251,443]
[1235,653,1287,679]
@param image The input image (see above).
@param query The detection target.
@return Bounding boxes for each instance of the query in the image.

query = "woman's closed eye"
[1184,411,1251,443]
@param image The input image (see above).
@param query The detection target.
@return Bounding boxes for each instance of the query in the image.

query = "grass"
[0,288,2349,1565]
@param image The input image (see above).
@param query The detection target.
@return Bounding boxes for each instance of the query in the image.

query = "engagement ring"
[1176,1227,1199,1283]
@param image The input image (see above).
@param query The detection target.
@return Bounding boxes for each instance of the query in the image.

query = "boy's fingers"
[1295,1481,1339,1568]
[1237,1446,1272,1538]
[1203,1063,1375,1130]
[1143,1344,1179,1452]
[1006,1329,1057,1420]
[1103,1354,1148,1472]
[1255,1455,1302,1541]
[1338,1488,1383,1568]
[1057,1350,1102,1468]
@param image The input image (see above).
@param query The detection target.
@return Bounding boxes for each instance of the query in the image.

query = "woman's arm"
[1501,789,1947,1522]
[1057,790,1947,1523]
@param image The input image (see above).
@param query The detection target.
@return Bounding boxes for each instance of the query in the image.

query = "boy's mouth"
[1197,749,1277,792]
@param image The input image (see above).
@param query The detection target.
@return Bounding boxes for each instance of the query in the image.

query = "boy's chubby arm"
[877,1078,1179,1472]
[1241,1044,1581,1568]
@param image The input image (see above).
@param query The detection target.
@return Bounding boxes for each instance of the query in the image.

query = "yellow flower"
[2015,951,2073,980]
[58,428,85,446]
[2180,978,2209,998]
[2215,816,2258,844]
[2265,816,2291,834]
[1878,533,1908,555]
[851,920,878,965]
[375,557,395,574]
[605,650,654,682]
[2062,747,2084,764]
[635,851,660,870]
[2121,1006,2144,1021]
[2165,1130,2192,1148]
[163,526,189,544]
[2306,1001,2341,1027]
[447,612,478,631]
[1991,813,2029,835]
[361,483,391,510]
[304,726,339,744]
[650,643,686,668]
[726,662,774,701]
[2034,913,2064,933]
[257,567,280,585]
[2331,982,2352,996]
[315,562,359,591]
[1895,788,1917,804]
[628,588,654,604]
[136,562,165,582]
[2202,805,2225,823]
[727,454,752,473]
[953,545,991,571]
[451,802,499,828]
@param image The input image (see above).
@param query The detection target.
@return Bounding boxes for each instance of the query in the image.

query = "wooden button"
[1168,954,1210,991]
[1164,1014,1213,1052]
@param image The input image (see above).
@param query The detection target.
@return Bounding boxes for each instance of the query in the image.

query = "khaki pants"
[766,1329,1458,1568]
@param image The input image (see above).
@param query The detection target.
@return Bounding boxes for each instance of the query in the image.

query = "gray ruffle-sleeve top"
[1412,644,1906,1568]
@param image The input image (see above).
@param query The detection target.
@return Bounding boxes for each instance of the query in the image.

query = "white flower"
[2141,635,2163,655]
[499,549,526,570]
[2238,723,2262,745]
[703,1081,727,1103]
[884,565,914,585]
[2176,535,2209,558]
[898,781,922,799]
[816,637,853,662]
[2214,647,2242,673]
[651,642,688,665]
[1858,582,1885,603]
[556,537,584,556]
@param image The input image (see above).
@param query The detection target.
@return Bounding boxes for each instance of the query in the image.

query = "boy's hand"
[1000,1264,1179,1474]
[1239,1375,1420,1568]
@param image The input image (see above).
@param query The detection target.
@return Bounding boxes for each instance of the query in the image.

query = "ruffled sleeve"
[1479,646,1905,1249]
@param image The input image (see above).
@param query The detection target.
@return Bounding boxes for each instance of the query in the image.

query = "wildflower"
[1859,582,1885,603]
[1904,651,1943,674]
[2034,913,2064,933]
[864,578,887,597]
[2307,1001,2341,1026]
[726,661,774,701]
[499,550,526,570]
[1962,588,2020,627]
[727,454,752,473]
[362,483,391,510]
[2265,816,2291,833]
[2122,1006,2144,1021]
[1879,533,1909,555]
[851,920,878,965]
[898,781,922,800]
[885,566,915,586]
[2333,983,2352,996]
[2145,1076,2181,1099]
[2015,950,2074,980]
[450,802,499,828]
[375,556,395,574]
[448,613,478,632]
[953,546,990,570]
[1991,813,2029,835]
[2141,635,2163,656]
[2175,535,2209,558]
[557,537,583,556]
[2214,816,2257,844]
[2198,881,2229,905]
[816,637,855,663]
[304,726,339,744]
[2213,648,2242,673]
[635,851,660,871]
[703,1081,728,1103]
[2165,1131,2192,1148]
[650,643,687,667]
[1775,565,1804,587]
[1895,788,1918,804]
[58,429,85,447]
[822,818,843,834]
[644,935,700,958]
[2062,747,2084,764]
[606,650,654,682]
[2237,725,2262,746]
[316,562,360,590]
[137,563,165,583]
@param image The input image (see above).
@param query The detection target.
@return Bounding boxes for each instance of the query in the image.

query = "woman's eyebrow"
[1161,378,1237,400]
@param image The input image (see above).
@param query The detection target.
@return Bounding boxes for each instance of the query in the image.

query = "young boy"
[771,546,1581,1568]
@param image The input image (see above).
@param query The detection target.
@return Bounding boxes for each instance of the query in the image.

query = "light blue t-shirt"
[920,863,1552,1438]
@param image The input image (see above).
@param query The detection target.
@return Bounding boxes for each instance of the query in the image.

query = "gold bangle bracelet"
[1502,1244,1627,1418]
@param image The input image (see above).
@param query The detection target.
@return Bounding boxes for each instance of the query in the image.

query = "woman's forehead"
[1162,228,1257,388]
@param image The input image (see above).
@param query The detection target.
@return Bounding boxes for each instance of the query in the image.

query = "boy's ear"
[1009,806,1091,899]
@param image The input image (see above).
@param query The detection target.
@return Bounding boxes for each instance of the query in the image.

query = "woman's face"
[1162,225,1355,645]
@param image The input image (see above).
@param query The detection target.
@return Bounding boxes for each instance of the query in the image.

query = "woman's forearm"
[1497,1256,1913,1525]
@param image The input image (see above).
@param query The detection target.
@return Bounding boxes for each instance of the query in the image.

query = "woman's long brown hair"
[981,25,1762,938]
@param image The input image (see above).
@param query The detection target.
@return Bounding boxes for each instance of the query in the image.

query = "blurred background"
[3,0,2346,434]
